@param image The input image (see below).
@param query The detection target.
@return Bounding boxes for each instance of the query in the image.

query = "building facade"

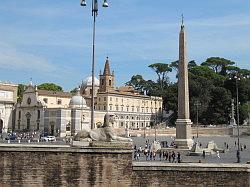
[0,82,18,133]
[14,57,163,136]
[96,57,162,129]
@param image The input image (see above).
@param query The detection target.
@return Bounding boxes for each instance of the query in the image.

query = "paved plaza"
[132,135,250,164]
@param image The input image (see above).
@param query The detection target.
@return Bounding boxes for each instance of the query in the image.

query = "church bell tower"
[99,57,115,92]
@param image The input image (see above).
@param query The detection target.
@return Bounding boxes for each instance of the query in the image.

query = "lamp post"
[143,98,146,138]
[154,97,157,141]
[235,75,240,163]
[230,73,241,163]
[194,100,201,138]
[80,0,109,129]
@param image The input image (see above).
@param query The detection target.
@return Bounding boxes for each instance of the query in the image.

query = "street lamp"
[154,97,157,141]
[230,74,241,163]
[235,75,240,163]
[194,100,201,138]
[80,0,109,129]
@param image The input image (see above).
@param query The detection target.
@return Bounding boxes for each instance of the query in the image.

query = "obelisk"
[175,16,193,149]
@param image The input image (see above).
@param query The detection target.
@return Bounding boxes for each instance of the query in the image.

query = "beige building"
[0,82,18,133]
[15,84,72,132]
[96,57,163,129]
[15,57,163,136]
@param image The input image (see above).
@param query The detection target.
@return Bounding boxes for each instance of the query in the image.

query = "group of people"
[133,140,182,163]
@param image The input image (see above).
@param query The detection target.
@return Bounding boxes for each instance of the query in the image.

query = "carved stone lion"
[74,113,132,142]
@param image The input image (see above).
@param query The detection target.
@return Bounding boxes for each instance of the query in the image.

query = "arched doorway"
[0,119,3,133]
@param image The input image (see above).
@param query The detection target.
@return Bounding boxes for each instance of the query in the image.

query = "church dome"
[82,76,100,88]
[69,88,87,108]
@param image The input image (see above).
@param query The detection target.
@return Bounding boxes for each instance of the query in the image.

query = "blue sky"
[0,0,249,91]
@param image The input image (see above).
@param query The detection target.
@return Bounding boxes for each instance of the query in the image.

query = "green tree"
[125,74,146,94]
[37,83,63,92]
[201,57,235,75]
[148,63,172,92]
[17,84,27,102]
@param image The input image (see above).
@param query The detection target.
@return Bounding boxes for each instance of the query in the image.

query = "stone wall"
[0,151,249,187]
[127,127,233,137]
[132,162,250,187]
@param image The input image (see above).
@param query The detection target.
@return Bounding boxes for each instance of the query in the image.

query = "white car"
[42,136,56,142]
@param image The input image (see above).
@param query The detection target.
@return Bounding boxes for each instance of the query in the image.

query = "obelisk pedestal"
[175,18,193,149]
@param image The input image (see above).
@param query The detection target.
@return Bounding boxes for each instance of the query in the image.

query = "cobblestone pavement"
[132,135,250,164]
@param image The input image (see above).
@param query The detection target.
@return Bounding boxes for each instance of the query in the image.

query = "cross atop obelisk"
[175,15,193,149]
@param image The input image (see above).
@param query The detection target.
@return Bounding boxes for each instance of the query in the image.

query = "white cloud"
[0,42,57,73]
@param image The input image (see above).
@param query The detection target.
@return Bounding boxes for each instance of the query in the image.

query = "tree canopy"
[126,57,250,126]
[37,83,63,92]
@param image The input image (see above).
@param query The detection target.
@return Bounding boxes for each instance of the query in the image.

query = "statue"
[74,113,132,142]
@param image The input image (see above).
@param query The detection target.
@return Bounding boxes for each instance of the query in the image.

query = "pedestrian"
[159,151,162,161]
[168,152,171,162]
[165,151,168,160]
[172,151,176,163]
[244,144,247,149]
[199,142,202,147]
[235,141,237,146]
[153,152,156,161]
[226,144,229,150]
[177,152,181,163]
[134,145,137,150]
[134,151,137,160]
[224,142,227,147]
[136,152,140,161]
[241,145,243,151]
[202,150,205,159]
[216,151,220,158]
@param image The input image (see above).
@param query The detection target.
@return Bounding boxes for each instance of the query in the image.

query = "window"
[101,79,104,85]
[132,107,134,112]
[121,122,124,127]
[121,106,123,111]
[109,80,111,86]
[127,107,129,112]
[104,97,106,101]
[37,110,40,119]
[27,98,31,105]
[57,99,62,105]
[110,97,112,101]
[43,98,48,104]
[104,106,106,110]
[116,98,118,102]
[109,105,112,110]
[116,106,119,111]
[18,111,21,120]
[99,97,101,102]
[37,123,40,131]
[18,122,20,130]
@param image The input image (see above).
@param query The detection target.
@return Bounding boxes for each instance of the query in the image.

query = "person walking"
[216,151,220,158]
[172,151,176,163]
[168,152,171,162]
[177,152,181,163]
[202,150,206,159]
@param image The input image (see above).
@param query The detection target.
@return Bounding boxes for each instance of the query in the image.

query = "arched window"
[18,111,21,120]
[37,110,40,119]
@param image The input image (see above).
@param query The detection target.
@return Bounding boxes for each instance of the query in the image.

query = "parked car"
[42,136,56,142]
